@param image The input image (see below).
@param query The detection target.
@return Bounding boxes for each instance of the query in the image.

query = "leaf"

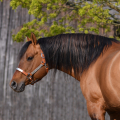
[10,0,120,41]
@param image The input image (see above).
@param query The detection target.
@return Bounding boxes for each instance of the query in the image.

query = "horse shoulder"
[80,61,103,103]
[99,48,120,110]
[80,56,106,119]
[80,43,120,105]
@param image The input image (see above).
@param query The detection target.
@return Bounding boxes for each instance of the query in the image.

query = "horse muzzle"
[10,81,25,92]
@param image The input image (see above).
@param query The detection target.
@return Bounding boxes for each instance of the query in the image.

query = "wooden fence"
[0,0,110,120]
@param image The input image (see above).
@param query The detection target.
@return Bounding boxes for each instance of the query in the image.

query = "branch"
[106,2,120,13]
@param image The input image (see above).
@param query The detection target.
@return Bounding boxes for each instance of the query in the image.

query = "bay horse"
[10,33,120,120]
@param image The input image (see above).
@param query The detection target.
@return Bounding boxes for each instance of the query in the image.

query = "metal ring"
[41,53,45,58]
[27,73,32,80]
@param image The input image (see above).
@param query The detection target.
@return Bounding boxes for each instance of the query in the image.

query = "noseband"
[16,51,48,85]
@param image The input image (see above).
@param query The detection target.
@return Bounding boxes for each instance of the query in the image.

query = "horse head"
[10,33,48,92]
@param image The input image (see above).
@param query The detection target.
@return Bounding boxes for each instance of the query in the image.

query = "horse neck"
[44,50,80,80]
[54,67,80,81]
[39,37,80,81]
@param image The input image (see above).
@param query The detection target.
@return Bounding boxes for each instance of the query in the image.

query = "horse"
[10,33,120,120]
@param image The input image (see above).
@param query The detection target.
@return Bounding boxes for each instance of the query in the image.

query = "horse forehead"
[26,44,41,54]
[27,44,36,53]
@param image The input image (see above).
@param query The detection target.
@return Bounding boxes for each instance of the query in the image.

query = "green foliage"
[10,0,31,9]
[10,0,120,41]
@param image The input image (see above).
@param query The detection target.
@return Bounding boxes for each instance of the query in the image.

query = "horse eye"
[27,56,34,61]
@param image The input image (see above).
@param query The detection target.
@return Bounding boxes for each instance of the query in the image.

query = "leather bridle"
[16,51,48,85]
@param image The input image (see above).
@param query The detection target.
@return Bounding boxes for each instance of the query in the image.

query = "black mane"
[38,33,118,77]
[19,33,119,78]
[18,41,32,60]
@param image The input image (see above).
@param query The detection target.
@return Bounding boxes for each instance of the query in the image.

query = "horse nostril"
[11,81,17,90]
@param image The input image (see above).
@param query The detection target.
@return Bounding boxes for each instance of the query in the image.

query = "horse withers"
[10,33,120,120]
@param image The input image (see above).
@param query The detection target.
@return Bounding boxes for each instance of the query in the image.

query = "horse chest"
[80,66,103,103]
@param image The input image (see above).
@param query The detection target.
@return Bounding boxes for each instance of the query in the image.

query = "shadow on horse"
[10,33,120,120]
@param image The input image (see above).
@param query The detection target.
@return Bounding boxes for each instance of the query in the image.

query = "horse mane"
[19,33,119,78]
[37,33,119,77]
[18,41,32,60]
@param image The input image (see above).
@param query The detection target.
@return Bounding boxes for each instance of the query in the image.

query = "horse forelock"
[18,41,32,60]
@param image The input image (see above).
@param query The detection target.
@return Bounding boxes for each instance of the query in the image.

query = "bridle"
[16,51,48,85]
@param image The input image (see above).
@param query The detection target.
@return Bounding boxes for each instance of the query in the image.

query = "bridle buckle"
[27,73,32,80]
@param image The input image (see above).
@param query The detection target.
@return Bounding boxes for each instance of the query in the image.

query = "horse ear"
[26,37,31,41]
[31,33,37,45]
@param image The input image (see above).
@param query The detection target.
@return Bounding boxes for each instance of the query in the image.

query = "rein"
[16,51,48,85]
